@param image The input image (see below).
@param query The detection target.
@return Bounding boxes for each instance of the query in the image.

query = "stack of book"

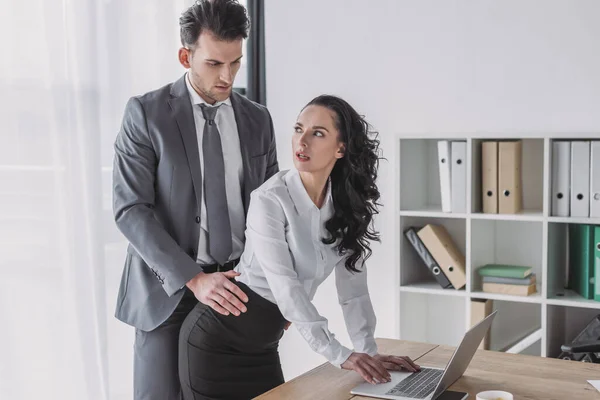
[477,264,537,296]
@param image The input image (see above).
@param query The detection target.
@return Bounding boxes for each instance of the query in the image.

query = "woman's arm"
[334,257,378,356]
[246,190,352,368]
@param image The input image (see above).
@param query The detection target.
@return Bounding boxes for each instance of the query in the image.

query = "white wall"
[265,0,600,380]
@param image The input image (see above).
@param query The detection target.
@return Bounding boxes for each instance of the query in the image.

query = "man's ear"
[178,47,191,69]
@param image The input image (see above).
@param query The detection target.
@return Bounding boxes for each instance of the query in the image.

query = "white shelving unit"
[396,135,600,358]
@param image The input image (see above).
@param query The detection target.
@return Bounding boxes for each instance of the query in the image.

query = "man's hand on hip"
[186,270,248,316]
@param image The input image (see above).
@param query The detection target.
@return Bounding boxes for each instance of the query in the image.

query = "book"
[595,226,600,302]
[482,282,537,296]
[477,264,532,279]
[471,299,493,350]
[482,273,536,286]
[568,224,594,299]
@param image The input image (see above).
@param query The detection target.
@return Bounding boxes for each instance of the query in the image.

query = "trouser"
[133,288,198,400]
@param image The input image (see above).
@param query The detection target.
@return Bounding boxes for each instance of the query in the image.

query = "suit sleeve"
[113,97,201,296]
[265,109,279,180]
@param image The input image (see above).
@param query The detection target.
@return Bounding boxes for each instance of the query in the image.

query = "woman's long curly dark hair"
[304,95,382,273]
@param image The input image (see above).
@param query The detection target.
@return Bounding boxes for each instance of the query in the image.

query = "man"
[112,1,278,398]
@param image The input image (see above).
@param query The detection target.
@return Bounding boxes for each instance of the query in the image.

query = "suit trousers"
[134,288,198,400]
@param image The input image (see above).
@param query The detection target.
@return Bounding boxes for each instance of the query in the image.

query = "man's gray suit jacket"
[112,74,279,331]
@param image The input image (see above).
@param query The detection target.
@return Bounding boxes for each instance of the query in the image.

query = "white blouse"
[235,169,378,368]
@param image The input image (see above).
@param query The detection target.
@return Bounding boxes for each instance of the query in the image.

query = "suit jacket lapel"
[231,92,256,216]
[168,75,203,214]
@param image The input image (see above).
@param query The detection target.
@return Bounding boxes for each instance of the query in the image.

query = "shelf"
[399,208,467,219]
[399,282,466,297]
[547,216,600,224]
[547,289,600,309]
[397,135,600,360]
[470,210,543,222]
[470,287,542,304]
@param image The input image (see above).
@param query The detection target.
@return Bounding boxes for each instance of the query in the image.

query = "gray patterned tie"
[199,104,232,265]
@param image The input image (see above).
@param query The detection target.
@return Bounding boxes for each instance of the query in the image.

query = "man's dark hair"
[180,0,250,48]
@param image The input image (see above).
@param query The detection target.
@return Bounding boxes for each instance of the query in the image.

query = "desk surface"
[257,338,600,400]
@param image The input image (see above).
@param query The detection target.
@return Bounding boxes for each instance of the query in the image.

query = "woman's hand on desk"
[373,354,420,373]
[341,353,393,385]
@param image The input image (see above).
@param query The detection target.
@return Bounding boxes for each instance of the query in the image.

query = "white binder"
[437,140,452,213]
[551,141,571,217]
[591,141,600,218]
[570,141,590,217]
[451,141,467,213]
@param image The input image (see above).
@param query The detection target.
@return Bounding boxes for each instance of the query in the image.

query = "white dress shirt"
[185,73,245,264]
[236,169,378,368]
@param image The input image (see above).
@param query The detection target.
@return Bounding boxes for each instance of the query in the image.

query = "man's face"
[179,31,243,104]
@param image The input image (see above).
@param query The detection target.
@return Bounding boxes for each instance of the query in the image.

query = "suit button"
[195,216,200,223]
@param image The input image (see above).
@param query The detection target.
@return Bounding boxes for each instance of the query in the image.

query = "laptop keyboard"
[385,367,443,399]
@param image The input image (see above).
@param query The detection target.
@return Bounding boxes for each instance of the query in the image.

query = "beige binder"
[471,299,493,350]
[417,224,466,289]
[482,141,498,214]
[498,140,523,214]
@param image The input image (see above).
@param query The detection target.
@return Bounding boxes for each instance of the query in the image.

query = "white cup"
[476,390,513,400]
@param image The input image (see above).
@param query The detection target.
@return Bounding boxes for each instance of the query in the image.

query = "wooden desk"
[257,338,600,400]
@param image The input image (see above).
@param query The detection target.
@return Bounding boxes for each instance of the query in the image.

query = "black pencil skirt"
[178,281,287,400]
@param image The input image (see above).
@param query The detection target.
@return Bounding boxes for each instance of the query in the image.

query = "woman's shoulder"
[249,170,294,218]
[253,169,293,198]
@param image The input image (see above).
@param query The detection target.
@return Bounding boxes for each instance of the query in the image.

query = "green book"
[569,224,594,300]
[477,264,532,279]
[594,226,600,302]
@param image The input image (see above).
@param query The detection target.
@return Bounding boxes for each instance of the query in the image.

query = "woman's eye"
[294,127,302,133]
[314,131,324,137]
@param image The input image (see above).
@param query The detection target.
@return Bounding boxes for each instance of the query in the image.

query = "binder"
[471,299,493,350]
[591,141,600,218]
[498,140,522,214]
[417,224,466,289]
[482,141,498,214]
[551,141,571,217]
[570,141,590,217]
[568,224,594,300]
[451,141,467,213]
[404,227,453,289]
[437,140,452,213]
[595,226,600,302]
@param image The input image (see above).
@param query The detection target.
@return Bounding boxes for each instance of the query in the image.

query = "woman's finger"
[362,358,390,383]
[381,361,402,371]
[383,355,418,372]
[355,365,376,385]
[400,356,421,371]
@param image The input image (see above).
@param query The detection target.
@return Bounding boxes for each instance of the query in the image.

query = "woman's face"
[292,105,345,173]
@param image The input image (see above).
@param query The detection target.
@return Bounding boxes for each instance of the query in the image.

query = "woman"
[179,95,420,400]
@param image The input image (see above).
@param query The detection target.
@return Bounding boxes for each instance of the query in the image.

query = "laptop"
[351,310,498,400]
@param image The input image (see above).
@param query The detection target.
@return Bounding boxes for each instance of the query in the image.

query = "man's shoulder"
[134,81,176,105]
[231,91,270,118]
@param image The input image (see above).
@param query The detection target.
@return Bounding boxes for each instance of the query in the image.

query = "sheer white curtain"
[0,0,199,399]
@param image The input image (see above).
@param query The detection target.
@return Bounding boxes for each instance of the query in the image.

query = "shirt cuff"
[354,337,378,357]
[318,338,353,368]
